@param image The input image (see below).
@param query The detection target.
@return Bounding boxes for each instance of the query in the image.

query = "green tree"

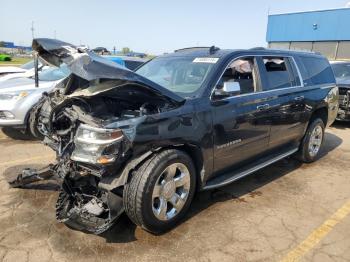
[121,47,131,54]
[0,41,4,47]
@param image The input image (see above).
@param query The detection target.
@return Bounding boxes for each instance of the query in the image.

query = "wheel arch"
[311,106,328,127]
[99,144,205,192]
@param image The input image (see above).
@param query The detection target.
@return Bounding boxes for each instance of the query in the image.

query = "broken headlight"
[71,124,123,165]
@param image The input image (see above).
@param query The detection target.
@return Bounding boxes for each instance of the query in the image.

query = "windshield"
[20,60,44,70]
[136,56,216,98]
[331,63,350,79]
[35,64,70,81]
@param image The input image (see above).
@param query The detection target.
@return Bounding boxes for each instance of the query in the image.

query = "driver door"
[211,56,271,174]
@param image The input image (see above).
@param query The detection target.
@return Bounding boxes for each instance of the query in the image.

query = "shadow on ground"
[331,120,350,130]
[1,127,36,140]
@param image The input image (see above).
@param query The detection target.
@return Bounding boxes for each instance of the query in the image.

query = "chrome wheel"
[152,163,191,221]
[308,125,323,157]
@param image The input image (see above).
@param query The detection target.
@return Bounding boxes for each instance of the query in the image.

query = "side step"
[203,147,299,190]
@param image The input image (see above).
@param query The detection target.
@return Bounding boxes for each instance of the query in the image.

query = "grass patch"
[0,57,32,66]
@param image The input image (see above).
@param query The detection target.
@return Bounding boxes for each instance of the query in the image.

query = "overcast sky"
[1,0,349,54]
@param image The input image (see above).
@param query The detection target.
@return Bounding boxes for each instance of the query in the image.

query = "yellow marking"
[0,155,54,167]
[281,200,350,262]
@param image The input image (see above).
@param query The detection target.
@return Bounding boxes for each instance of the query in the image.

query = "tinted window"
[261,57,294,90]
[300,57,335,85]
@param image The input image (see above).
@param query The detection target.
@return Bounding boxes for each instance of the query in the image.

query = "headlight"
[71,124,123,165]
[0,91,32,101]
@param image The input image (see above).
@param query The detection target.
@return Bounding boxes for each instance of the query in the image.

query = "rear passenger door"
[256,56,306,149]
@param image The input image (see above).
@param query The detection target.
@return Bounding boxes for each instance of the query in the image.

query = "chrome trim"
[203,147,299,190]
[210,54,304,101]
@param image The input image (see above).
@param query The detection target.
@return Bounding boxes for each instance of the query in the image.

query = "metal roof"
[266,8,350,42]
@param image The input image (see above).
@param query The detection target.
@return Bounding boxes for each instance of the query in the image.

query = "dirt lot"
[0,123,349,262]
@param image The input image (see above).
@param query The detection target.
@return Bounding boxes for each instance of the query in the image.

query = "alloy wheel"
[152,163,191,221]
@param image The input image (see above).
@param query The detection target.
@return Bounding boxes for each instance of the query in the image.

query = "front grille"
[339,87,350,96]
[338,87,350,109]
[0,111,6,119]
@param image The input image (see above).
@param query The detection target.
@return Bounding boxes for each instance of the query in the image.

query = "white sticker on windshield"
[193,57,219,64]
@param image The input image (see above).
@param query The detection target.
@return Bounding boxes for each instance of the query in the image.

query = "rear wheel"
[123,149,196,234]
[297,118,325,163]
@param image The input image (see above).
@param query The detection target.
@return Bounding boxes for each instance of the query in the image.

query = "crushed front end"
[9,38,184,234]
[337,86,350,121]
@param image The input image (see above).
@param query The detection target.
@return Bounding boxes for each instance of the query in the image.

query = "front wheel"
[123,149,196,234]
[297,118,325,163]
[27,104,44,140]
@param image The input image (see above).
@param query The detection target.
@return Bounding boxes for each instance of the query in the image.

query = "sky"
[1,0,350,54]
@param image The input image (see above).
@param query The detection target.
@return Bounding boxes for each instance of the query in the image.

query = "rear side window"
[260,57,300,90]
[300,56,335,85]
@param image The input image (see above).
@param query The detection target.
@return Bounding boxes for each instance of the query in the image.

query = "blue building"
[266,8,350,60]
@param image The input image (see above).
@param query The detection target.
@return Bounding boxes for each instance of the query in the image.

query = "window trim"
[210,54,304,101]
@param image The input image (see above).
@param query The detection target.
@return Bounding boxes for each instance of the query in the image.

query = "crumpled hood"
[32,38,184,103]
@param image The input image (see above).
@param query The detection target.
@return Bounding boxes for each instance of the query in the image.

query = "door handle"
[257,104,270,110]
[294,96,304,101]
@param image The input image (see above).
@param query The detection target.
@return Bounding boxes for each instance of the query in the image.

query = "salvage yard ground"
[0,123,350,262]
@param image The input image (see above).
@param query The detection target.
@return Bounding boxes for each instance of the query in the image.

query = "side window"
[300,56,335,85]
[261,57,298,90]
[214,57,257,98]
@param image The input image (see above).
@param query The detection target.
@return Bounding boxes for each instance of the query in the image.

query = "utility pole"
[31,21,35,39]
[113,46,116,55]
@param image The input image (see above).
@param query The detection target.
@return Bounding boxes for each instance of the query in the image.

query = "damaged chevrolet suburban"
[11,39,338,234]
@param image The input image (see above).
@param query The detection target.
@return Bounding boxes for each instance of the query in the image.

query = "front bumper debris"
[8,164,58,188]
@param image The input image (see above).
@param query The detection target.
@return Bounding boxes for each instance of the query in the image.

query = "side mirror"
[214,81,241,98]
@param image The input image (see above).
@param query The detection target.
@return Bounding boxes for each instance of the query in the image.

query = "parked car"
[0,64,70,136]
[0,54,11,61]
[330,61,350,121]
[12,39,338,235]
[0,59,47,81]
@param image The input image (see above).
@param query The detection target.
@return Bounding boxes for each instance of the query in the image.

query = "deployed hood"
[32,38,184,103]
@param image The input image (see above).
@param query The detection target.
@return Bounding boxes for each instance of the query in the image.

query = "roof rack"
[249,47,266,50]
[174,45,220,54]
[174,47,211,52]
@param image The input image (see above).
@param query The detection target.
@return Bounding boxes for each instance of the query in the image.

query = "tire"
[28,105,44,140]
[297,118,325,163]
[123,149,196,234]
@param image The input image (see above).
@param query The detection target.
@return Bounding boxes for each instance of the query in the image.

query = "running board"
[203,147,298,190]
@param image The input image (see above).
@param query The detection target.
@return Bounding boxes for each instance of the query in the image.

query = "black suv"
[13,39,338,234]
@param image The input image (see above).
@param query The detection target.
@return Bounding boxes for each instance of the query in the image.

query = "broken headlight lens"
[0,91,32,101]
[71,124,123,165]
